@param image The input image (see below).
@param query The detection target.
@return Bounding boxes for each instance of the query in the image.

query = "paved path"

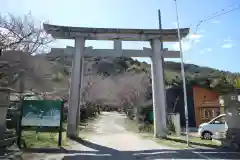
[23,112,240,159]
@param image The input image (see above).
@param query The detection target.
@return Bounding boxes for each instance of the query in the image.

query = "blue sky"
[1,0,240,72]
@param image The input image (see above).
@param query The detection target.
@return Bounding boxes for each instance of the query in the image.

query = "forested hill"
[45,49,240,94]
[2,50,239,94]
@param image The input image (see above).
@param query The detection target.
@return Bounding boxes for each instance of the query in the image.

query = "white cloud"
[206,48,212,52]
[212,20,220,24]
[172,33,203,52]
[200,50,205,54]
[221,37,235,49]
[198,29,206,33]
[172,41,191,51]
[195,39,200,43]
[200,48,213,54]
[221,43,234,49]
[188,34,203,39]
[224,36,233,42]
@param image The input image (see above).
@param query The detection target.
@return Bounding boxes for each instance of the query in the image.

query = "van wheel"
[202,131,212,140]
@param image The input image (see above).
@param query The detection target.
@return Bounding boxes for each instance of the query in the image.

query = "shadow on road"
[23,137,240,159]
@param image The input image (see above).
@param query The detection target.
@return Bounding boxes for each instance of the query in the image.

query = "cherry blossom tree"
[0,13,52,87]
[115,72,150,118]
[0,12,52,54]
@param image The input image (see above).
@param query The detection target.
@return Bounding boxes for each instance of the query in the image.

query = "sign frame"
[17,100,64,148]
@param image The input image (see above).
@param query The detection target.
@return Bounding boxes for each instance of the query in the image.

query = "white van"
[198,114,227,140]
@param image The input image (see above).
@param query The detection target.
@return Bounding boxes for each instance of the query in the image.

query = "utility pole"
[158,10,168,134]
[158,10,163,48]
[158,10,165,85]
[173,0,190,146]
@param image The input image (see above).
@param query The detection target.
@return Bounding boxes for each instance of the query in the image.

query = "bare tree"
[79,72,150,113]
[0,13,52,87]
[85,76,119,105]
[81,75,101,104]
[0,12,52,54]
[116,73,150,113]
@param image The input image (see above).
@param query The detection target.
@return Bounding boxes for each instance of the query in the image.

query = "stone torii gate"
[43,24,189,138]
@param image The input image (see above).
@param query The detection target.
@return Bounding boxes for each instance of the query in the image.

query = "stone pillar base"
[67,124,79,138]
[224,128,240,151]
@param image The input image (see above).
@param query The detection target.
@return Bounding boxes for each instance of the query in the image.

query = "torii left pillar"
[67,37,85,138]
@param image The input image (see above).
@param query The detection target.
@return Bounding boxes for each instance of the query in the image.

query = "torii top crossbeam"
[43,24,189,41]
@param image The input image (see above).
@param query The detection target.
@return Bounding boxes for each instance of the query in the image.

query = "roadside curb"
[165,137,219,149]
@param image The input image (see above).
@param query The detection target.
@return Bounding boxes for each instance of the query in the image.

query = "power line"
[193,5,240,36]
[206,6,240,21]
[183,4,240,52]
[201,4,237,21]
[176,3,238,34]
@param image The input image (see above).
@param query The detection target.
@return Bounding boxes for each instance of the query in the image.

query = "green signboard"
[149,111,154,122]
[21,100,63,127]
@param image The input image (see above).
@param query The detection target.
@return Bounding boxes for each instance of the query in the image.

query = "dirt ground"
[19,112,240,160]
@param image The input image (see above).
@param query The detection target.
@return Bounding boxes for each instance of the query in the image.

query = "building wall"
[193,86,219,127]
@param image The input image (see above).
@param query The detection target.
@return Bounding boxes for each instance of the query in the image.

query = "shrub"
[52,72,64,81]
[138,123,154,133]
[167,117,175,134]
[63,67,70,76]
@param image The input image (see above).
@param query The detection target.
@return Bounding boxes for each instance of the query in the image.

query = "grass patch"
[122,118,220,149]
[20,115,99,149]
[122,117,139,132]
[21,123,68,148]
[22,131,67,148]
[140,134,189,149]
[166,135,220,148]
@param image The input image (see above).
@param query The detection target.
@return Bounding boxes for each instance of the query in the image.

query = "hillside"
[1,49,239,94]
[45,48,240,94]
[0,51,68,92]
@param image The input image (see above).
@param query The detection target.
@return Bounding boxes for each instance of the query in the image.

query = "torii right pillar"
[151,39,167,138]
